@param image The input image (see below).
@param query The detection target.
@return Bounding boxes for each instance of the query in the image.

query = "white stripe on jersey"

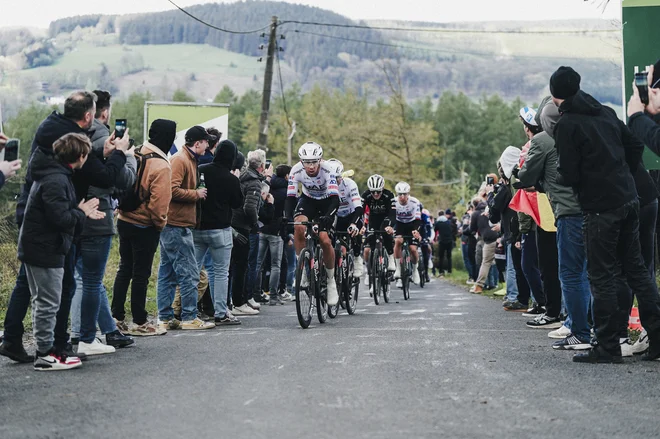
[394,196,422,224]
[287,161,339,200]
[337,177,362,218]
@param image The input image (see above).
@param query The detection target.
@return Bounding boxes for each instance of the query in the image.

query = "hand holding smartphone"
[115,119,127,139]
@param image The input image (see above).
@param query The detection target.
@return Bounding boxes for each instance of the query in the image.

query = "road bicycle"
[367,230,392,305]
[329,231,360,317]
[292,221,328,328]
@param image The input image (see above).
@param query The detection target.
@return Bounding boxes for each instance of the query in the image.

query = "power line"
[281,19,619,34]
[292,29,602,61]
[166,0,271,34]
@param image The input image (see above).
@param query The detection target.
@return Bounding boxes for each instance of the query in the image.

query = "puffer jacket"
[232,167,268,233]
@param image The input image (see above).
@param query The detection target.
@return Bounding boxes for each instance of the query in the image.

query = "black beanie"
[550,66,581,99]
[233,151,245,171]
[213,139,237,168]
[148,119,177,154]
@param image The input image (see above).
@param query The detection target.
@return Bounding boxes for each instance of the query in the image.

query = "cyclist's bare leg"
[319,232,335,269]
[293,215,308,255]
[394,236,403,259]
[410,244,419,264]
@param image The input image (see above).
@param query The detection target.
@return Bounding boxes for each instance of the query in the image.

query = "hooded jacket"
[198,140,244,230]
[517,96,581,219]
[168,146,201,228]
[260,174,288,236]
[470,201,498,244]
[83,118,137,236]
[555,90,643,212]
[435,215,454,244]
[487,183,519,244]
[18,148,86,268]
[232,166,269,233]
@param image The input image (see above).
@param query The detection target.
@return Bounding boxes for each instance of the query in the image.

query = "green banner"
[622,2,660,169]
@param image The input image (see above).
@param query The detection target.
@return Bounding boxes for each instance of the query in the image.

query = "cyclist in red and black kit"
[362,175,397,290]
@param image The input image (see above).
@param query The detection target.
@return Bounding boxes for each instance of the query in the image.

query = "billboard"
[144,101,230,153]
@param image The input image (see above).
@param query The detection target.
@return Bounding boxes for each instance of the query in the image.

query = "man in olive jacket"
[515,96,591,347]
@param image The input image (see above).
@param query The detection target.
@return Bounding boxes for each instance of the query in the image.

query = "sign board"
[144,101,230,153]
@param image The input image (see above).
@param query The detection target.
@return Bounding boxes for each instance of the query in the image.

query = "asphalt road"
[1,278,659,439]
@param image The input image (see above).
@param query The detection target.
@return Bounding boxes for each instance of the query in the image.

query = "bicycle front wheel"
[345,255,358,315]
[295,249,314,328]
[372,247,381,305]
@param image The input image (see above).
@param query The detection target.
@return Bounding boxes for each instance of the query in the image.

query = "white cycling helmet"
[327,158,343,175]
[298,141,323,161]
[367,174,385,191]
[395,181,411,194]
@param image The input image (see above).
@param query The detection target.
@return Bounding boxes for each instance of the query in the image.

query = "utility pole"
[257,16,278,152]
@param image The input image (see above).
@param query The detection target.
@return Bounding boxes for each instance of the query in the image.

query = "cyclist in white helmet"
[328,159,365,279]
[393,181,422,286]
[361,174,396,291]
[285,142,340,306]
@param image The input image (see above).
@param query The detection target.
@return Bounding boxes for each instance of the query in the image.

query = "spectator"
[18,133,103,370]
[434,215,453,276]
[231,149,273,315]
[1,91,128,364]
[551,66,660,363]
[72,90,136,355]
[0,132,22,189]
[156,126,215,331]
[274,165,295,301]
[469,189,499,294]
[257,163,291,306]
[459,206,477,282]
[112,119,176,336]
[194,139,244,326]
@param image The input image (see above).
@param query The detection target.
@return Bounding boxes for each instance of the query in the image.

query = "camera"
[635,66,649,105]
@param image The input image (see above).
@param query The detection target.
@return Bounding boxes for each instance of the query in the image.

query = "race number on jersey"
[287,161,339,200]
[337,178,362,218]
[394,196,422,224]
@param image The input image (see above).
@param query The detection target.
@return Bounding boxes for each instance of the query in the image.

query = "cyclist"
[393,181,422,287]
[362,174,397,291]
[285,142,340,306]
[328,159,365,279]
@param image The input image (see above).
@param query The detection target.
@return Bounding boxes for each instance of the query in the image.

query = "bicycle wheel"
[371,247,381,305]
[402,249,410,300]
[418,264,426,288]
[316,249,328,323]
[295,248,314,328]
[345,255,358,315]
[382,254,390,303]
[328,250,341,319]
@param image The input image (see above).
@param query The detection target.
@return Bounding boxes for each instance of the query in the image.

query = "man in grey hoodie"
[71,90,137,355]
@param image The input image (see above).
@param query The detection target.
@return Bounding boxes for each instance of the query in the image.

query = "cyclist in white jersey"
[327,159,365,279]
[393,181,422,285]
[285,142,340,306]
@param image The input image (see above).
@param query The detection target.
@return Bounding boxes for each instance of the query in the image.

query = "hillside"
[0,1,623,118]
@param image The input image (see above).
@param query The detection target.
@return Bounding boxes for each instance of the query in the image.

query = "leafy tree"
[171,89,195,102]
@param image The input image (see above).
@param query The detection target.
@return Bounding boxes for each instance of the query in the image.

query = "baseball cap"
[185,125,211,143]
[519,107,538,126]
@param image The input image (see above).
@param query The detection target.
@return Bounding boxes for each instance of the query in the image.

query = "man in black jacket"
[552,66,660,363]
[195,140,244,325]
[0,91,130,364]
[469,200,499,293]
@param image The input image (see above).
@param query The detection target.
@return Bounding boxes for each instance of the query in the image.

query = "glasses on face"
[371,190,382,195]
[302,160,320,166]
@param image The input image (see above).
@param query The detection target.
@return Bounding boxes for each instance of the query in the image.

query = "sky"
[0,0,620,30]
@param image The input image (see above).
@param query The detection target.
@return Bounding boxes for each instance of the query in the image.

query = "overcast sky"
[0,0,620,29]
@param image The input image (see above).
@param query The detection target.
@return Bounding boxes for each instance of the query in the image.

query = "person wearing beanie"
[192,139,244,326]
[516,97,587,344]
[112,119,175,336]
[551,67,660,364]
[627,62,660,158]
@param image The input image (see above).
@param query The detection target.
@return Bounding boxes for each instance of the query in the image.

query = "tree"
[171,89,195,102]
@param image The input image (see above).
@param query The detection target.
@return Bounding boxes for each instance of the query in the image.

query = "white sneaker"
[548,324,571,339]
[632,329,649,355]
[353,256,364,278]
[34,352,82,371]
[233,304,260,316]
[77,338,116,356]
[181,318,215,330]
[387,254,396,272]
[365,276,370,287]
[620,338,634,357]
[396,279,403,288]
[247,298,261,310]
[394,261,401,279]
[326,267,339,306]
[412,264,420,284]
[369,286,373,297]
[279,291,294,301]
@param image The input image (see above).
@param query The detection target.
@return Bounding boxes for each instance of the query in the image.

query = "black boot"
[106,330,135,348]
[573,344,623,364]
[0,340,33,363]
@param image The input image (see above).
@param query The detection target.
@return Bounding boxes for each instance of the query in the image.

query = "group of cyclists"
[286,141,428,326]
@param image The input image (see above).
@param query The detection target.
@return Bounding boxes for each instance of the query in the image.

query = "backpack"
[117,147,167,213]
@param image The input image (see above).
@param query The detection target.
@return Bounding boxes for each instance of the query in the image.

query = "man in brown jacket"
[112,119,175,336]
[156,126,215,331]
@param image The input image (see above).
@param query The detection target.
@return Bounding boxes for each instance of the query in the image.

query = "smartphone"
[635,72,650,105]
[115,119,127,139]
[486,176,495,185]
[265,159,272,170]
[3,139,19,162]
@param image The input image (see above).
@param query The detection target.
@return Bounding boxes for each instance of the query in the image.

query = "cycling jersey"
[361,189,396,228]
[287,161,339,200]
[394,196,422,224]
[337,178,362,218]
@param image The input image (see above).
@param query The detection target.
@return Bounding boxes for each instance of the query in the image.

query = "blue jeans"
[256,234,284,296]
[557,216,591,341]
[505,243,519,302]
[461,242,475,280]
[157,225,199,322]
[193,228,233,318]
[487,264,499,288]
[72,235,116,341]
[246,232,260,300]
